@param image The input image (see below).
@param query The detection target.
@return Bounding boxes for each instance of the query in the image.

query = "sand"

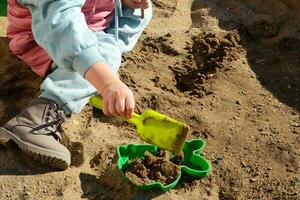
[0,0,300,199]
[125,150,181,186]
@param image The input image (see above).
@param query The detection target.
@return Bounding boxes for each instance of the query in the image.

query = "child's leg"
[8,32,53,78]
[17,44,53,78]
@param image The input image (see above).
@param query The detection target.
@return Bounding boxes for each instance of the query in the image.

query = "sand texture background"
[0,0,299,199]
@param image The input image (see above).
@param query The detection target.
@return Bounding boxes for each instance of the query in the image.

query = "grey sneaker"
[0,97,71,170]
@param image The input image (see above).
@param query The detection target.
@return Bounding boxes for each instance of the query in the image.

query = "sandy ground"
[0,0,299,199]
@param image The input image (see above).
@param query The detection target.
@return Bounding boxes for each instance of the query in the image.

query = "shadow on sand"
[0,37,41,125]
[0,37,51,175]
[79,168,165,200]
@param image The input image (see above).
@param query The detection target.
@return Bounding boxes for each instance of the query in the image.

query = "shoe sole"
[0,127,69,170]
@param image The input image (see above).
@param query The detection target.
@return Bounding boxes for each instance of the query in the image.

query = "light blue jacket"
[19,0,123,77]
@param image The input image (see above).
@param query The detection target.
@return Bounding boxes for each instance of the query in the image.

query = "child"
[0,0,152,170]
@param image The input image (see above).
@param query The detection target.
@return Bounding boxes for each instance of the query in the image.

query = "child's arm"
[20,0,102,76]
[85,61,134,118]
[18,0,134,117]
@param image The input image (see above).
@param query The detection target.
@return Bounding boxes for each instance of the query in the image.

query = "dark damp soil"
[125,150,183,185]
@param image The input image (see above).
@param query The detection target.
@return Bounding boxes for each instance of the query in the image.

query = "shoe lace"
[30,103,67,141]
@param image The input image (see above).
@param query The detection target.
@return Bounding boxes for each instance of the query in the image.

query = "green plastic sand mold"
[117,139,211,191]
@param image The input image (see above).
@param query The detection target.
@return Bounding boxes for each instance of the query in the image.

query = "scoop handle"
[89,96,141,126]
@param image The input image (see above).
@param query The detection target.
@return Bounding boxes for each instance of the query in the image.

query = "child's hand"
[122,0,150,10]
[102,80,135,119]
[85,61,135,119]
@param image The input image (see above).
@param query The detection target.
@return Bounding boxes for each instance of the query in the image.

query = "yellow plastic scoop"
[89,96,189,155]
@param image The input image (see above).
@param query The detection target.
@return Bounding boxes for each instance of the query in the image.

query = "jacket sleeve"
[18,0,104,77]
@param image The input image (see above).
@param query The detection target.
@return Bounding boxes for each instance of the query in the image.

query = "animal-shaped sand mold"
[117,139,211,191]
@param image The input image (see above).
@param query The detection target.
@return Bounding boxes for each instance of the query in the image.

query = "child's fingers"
[125,96,135,119]
[103,98,109,116]
[115,97,126,117]
[108,97,117,116]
